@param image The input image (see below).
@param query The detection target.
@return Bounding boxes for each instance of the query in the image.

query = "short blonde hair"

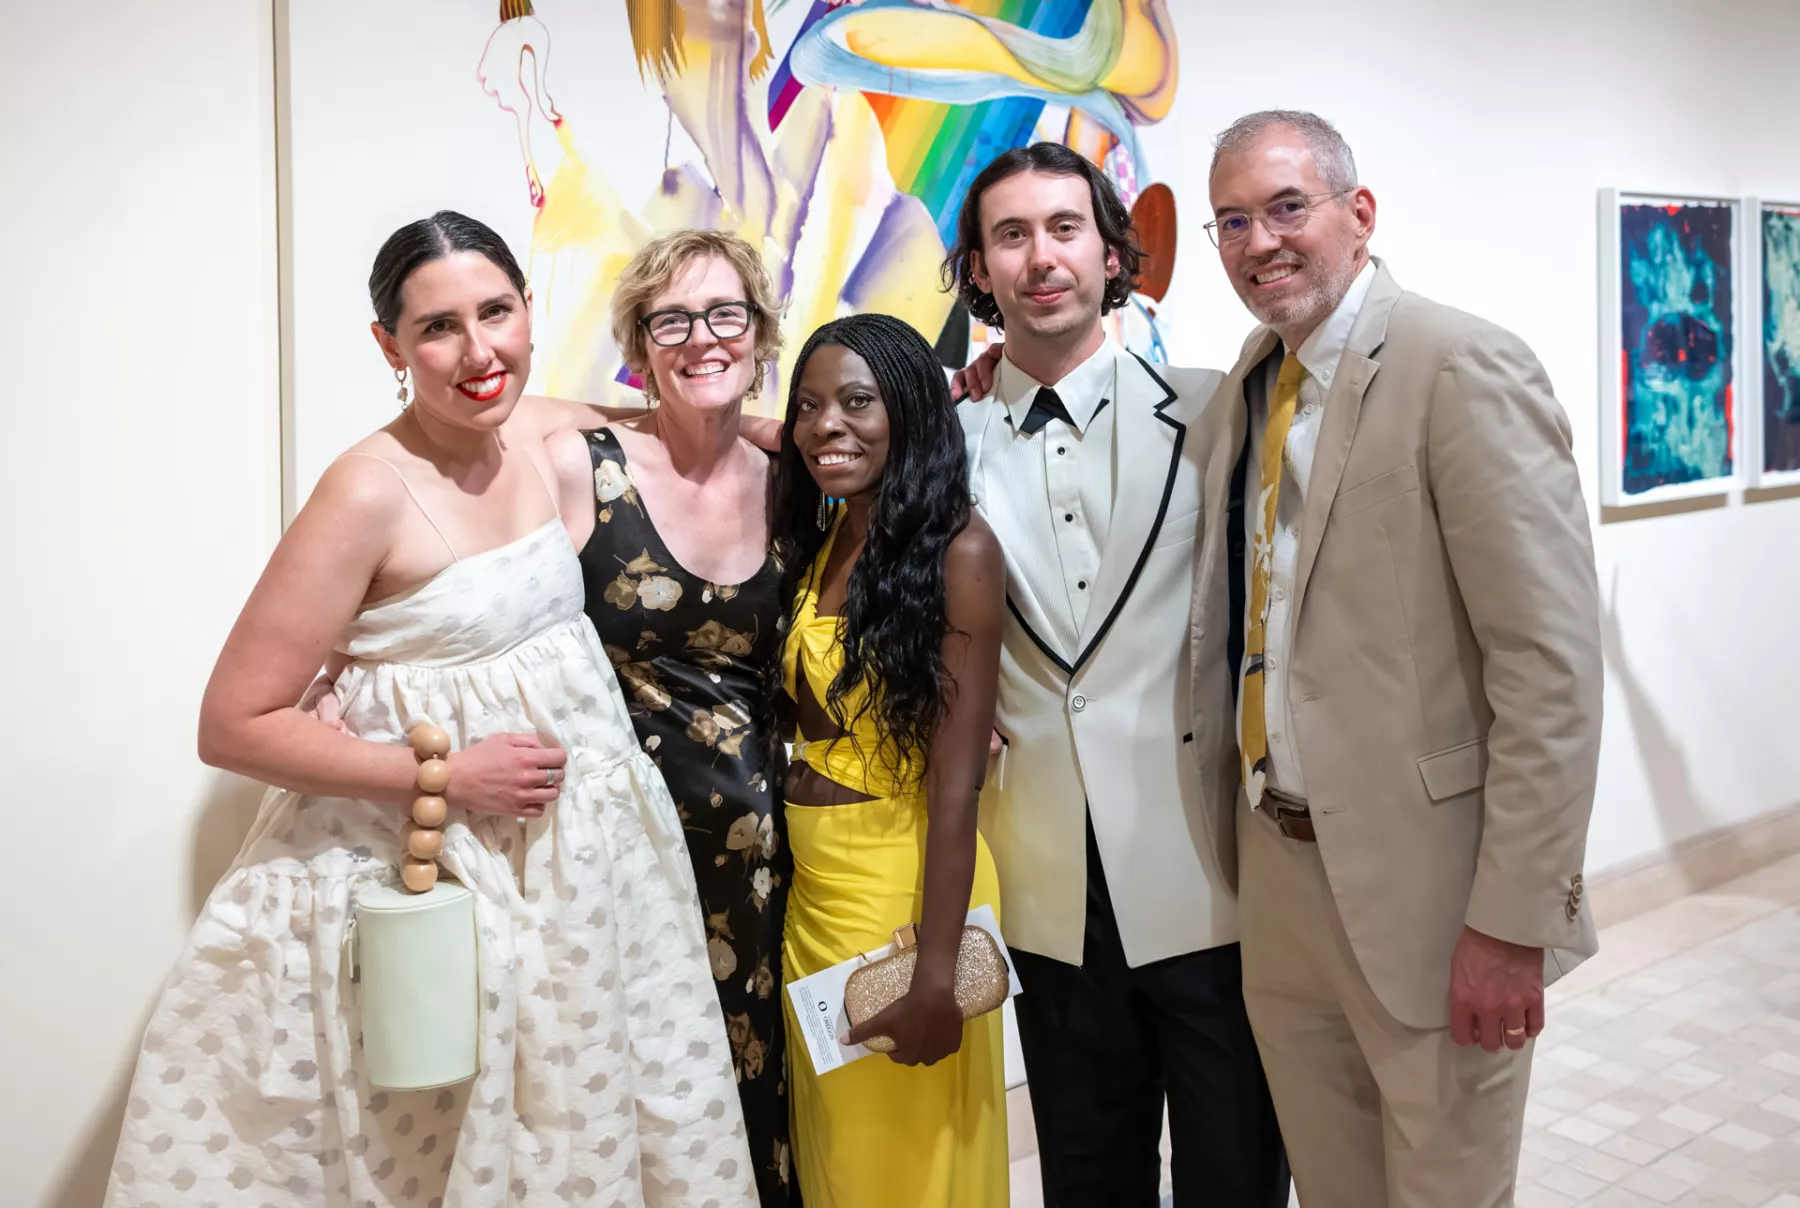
[611,229,784,398]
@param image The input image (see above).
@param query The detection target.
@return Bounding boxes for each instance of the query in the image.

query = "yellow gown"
[780,513,1009,1207]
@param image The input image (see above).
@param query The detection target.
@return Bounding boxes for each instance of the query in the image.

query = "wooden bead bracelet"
[401,722,451,892]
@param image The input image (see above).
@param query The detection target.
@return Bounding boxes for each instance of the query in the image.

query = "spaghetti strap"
[339,452,460,562]
[520,436,562,519]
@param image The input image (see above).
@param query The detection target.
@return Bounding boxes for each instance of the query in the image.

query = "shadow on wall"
[1598,566,1719,871]
[42,1052,134,1208]
[187,769,267,915]
[41,770,264,1208]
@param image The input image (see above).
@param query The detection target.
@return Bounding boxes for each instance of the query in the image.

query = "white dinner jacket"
[963,349,1238,968]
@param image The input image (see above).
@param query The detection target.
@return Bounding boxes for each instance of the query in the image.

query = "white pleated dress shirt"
[986,340,1123,659]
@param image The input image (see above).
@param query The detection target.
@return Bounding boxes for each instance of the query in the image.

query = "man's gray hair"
[1211,110,1359,193]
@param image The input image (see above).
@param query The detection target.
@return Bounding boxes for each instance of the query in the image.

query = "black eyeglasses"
[1203,190,1352,247]
[639,300,752,347]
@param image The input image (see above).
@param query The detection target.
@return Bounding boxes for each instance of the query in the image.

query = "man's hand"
[1449,925,1544,1052]
[950,343,1005,403]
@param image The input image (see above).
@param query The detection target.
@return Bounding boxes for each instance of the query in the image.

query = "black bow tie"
[1019,387,1075,436]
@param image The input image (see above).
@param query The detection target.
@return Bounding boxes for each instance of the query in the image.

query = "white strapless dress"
[106,518,755,1207]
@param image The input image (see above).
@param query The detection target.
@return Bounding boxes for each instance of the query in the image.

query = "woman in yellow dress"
[769,312,1009,1205]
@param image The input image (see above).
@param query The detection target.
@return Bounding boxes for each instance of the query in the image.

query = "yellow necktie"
[1242,353,1304,799]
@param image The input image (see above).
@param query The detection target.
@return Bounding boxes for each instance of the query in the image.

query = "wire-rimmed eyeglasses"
[1203,190,1353,248]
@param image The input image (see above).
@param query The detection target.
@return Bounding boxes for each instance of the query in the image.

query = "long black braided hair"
[767,312,972,775]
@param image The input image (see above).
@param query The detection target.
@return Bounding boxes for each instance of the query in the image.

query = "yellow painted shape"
[1098,0,1177,117]
[879,99,947,191]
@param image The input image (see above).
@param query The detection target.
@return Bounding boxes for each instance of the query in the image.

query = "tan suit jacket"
[1188,260,1603,1029]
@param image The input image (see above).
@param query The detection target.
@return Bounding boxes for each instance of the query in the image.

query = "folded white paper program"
[784,904,1022,1077]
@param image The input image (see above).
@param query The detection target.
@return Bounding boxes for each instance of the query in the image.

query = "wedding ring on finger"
[544,767,558,788]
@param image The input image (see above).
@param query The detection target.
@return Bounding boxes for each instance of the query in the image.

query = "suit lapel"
[1213,329,1281,676]
[965,401,1075,673]
[1291,262,1402,619]
[1073,353,1181,671]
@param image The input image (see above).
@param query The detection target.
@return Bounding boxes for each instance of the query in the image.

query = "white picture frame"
[1747,197,1800,489]
[1597,188,1746,506]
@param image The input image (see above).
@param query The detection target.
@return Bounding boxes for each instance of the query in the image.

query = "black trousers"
[1009,818,1290,1207]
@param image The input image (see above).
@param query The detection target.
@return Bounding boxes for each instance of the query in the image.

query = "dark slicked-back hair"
[941,142,1141,330]
[369,210,528,334]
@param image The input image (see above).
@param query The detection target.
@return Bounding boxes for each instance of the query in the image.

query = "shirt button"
[1071,694,1087,712]
[1273,586,1286,602]
[1266,654,1278,670]
[1271,732,1284,744]
[1077,580,1088,590]
[1064,513,1074,522]
[1058,446,1067,455]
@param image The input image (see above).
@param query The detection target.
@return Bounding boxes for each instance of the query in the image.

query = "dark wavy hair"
[941,142,1142,330]
[768,312,972,774]
[368,210,528,334]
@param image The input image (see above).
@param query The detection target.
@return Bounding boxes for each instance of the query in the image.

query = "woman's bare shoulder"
[948,510,1002,572]
[292,444,412,543]
[736,433,776,478]
[542,426,592,481]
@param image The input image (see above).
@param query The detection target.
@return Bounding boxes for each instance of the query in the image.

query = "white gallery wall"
[0,1,282,1203]
[2,0,1797,1204]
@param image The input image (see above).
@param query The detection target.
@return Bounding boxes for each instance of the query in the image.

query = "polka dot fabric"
[106,520,754,1207]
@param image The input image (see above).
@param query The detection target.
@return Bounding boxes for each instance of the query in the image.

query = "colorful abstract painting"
[282,1,1183,505]
[487,0,1181,411]
[1615,198,1737,500]
[1761,204,1800,482]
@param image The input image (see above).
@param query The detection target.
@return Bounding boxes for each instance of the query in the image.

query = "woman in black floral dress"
[575,230,796,1205]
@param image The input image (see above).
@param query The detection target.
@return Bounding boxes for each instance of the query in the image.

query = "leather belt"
[1259,788,1316,843]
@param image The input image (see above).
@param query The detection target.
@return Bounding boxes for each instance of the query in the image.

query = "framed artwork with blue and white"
[1598,190,1744,505]
[1750,199,1800,488]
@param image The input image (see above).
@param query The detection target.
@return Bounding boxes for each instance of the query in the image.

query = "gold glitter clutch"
[842,923,1010,1053]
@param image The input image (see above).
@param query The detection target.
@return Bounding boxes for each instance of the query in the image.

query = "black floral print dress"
[578,429,796,1205]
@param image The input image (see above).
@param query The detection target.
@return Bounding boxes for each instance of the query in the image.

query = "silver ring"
[544,768,557,788]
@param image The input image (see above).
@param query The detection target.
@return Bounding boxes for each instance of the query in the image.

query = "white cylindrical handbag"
[347,878,481,1091]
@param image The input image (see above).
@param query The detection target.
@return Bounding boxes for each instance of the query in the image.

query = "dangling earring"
[395,367,410,409]
[816,492,832,531]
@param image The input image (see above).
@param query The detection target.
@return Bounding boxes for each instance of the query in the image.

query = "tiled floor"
[1009,850,1800,1207]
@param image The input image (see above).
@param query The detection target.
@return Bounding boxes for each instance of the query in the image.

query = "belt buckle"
[1261,788,1316,843]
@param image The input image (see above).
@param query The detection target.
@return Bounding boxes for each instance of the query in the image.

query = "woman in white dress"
[105,211,754,1207]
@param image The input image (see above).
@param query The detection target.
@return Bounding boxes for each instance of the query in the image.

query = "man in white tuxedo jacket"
[946,143,1288,1206]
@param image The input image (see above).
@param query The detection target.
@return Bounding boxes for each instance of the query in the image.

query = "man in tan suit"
[1187,110,1603,1206]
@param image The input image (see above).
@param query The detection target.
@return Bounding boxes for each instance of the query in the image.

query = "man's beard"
[1240,253,1357,335]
